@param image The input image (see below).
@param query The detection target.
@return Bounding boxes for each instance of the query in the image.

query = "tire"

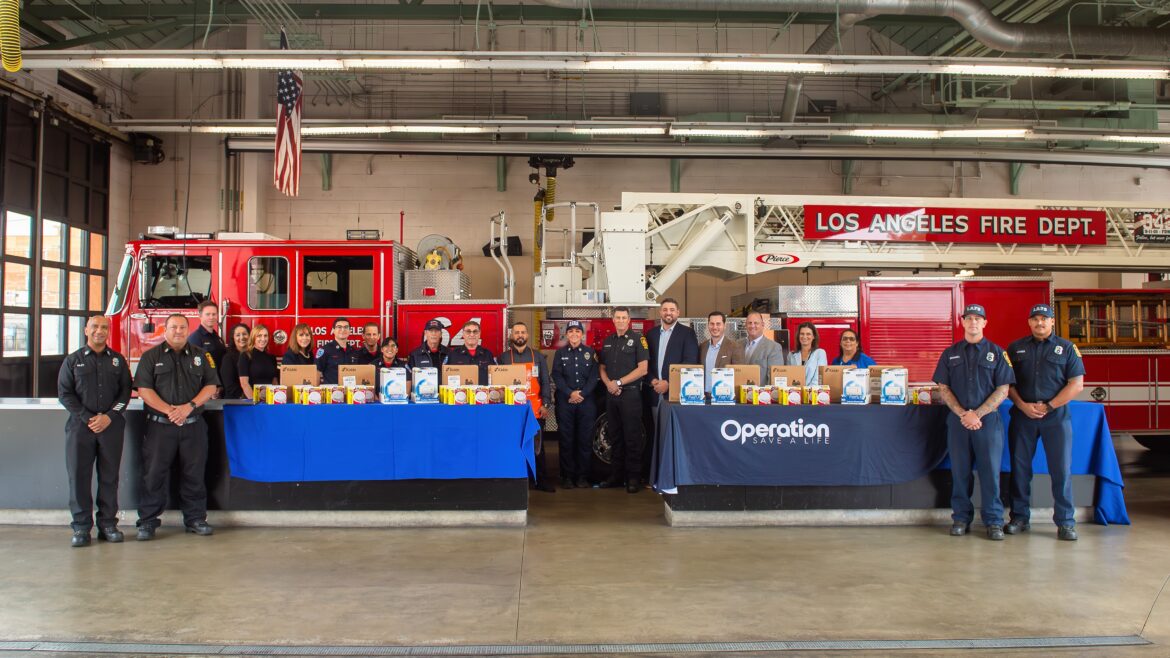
[589,412,618,483]
[1133,435,1170,452]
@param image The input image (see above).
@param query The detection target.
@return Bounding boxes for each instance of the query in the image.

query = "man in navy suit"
[646,298,701,404]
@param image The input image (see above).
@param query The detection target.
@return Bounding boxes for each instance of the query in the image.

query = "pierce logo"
[755,253,801,266]
[720,418,830,444]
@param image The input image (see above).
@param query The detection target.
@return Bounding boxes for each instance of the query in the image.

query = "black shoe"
[598,477,623,489]
[136,526,155,541]
[626,478,641,494]
[987,525,1005,541]
[97,527,124,543]
[71,531,91,548]
[950,522,971,536]
[185,521,214,536]
[575,477,591,489]
[1004,519,1031,535]
[1058,525,1079,541]
[560,476,575,489]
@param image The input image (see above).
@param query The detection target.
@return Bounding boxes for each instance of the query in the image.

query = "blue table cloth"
[223,404,538,483]
[653,401,1128,525]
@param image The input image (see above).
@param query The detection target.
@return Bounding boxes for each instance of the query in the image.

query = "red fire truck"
[104,230,508,371]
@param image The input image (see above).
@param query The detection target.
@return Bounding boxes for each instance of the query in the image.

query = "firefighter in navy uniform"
[134,313,220,541]
[444,320,496,383]
[407,319,449,370]
[552,320,599,489]
[1006,303,1086,541]
[188,299,227,373]
[316,317,362,385]
[57,315,133,547]
[598,307,650,493]
[933,303,1016,541]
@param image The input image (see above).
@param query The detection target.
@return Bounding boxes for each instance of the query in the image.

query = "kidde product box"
[669,364,704,403]
[804,385,831,406]
[818,366,853,403]
[379,367,408,404]
[880,368,909,405]
[741,385,779,405]
[443,365,479,387]
[868,365,906,398]
[912,385,938,405]
[769,365,806,388]
[295,385,323,405]
[346,385,375,404]
[710,368,736,405]
[841,368,870,405]
[504,385,529,405]
[441,385,473,405]
[678,367,705,405]
[412,367,439,403]
[324,384,347,405]
[779,385,803,405]
[339,365,376,388]
[488,364,528,387]
[253,384,290,405]
[279,365,320,387]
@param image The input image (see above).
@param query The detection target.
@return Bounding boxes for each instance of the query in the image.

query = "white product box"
[412,367,439,404]
[679,367,705,406]
[380,368,409,404]
[841,368,870,405]
[710,368,736,405]
[880,368,909,405]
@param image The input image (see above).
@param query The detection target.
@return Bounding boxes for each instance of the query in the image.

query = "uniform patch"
[1073,344,1082,357]
[1003,352,1011,367]
[205,352,215,369]
[986,352,994,362]
[640,336,649,349]
[584,352,591,361]
[194,356,203,366]
[627,338,634,347]
[1054,345,1063,355]
[315,348,325,358]
[112,357,119,367]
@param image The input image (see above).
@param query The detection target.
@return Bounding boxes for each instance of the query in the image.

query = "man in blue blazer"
[645,298,701,405]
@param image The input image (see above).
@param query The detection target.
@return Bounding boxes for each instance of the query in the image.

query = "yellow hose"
[545,175,557,223]
[533,198,543,273]
[0,0,21,73]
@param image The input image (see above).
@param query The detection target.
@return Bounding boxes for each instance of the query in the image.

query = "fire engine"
[106,192,1170,451]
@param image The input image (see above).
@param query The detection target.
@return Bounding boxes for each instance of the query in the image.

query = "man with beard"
[643,298,699,481]
[497,321,555,492]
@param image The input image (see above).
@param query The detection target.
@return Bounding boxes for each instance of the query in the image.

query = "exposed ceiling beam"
[23,2,953,27]
[225,136,1170,169]
[30,18,186,50]
[21,13,69,43]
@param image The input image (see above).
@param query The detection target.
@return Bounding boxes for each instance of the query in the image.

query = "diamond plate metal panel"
[404,270,471,300]
[391,244,418,302]
[731,285,858,315]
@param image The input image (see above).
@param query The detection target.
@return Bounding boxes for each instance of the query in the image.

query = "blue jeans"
[947,413,1005,526]
[1009,409,1075,527]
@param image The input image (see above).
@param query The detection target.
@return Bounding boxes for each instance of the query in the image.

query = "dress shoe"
[533,483,556,493]
[1058,525,1079,541]
[560,476,575,489]
[71,531,91,548]
[986,525,1006,541]
[136,526,155,541]
[598,476,623,489]
[97,527,124,543]
[626,479,641,494]
[949,522,971,536]
[185,521,214,536]
[1004,519,1031,535]
[575,477,591,489]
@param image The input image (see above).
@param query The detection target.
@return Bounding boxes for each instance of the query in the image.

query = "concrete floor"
[2,435,1169,657]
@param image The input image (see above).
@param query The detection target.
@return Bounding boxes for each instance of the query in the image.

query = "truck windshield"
[105,254,134,315]
[140,255,212,308]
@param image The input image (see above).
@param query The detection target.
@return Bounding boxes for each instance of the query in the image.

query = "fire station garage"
[3,2,1170,656]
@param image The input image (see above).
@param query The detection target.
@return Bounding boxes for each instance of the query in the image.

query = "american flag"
[274,28,302,197]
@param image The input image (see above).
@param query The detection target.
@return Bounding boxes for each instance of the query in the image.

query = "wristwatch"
[188,401,198,410]
[615,378,622,387]
[1042,401,1053,412]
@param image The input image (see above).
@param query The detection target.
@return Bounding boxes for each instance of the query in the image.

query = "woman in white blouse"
[786,322,828,386]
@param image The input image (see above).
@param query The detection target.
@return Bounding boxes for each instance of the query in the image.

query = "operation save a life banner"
[803,205,1107,245]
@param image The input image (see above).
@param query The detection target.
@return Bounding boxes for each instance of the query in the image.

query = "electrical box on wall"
[131,133,165,164]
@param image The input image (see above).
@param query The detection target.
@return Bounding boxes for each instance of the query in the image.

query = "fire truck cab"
[105,228,416,371]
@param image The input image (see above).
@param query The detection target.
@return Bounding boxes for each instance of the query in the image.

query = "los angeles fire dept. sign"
[803,205,1107,245]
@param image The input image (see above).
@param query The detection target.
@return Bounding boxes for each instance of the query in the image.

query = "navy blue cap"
[566,320,585,332]
[1029,303,1054,318]
[424,319,444,331]
[962,303,987,319]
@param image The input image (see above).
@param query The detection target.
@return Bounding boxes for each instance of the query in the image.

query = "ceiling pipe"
[780,12,867,122]
[534,0,1170,58]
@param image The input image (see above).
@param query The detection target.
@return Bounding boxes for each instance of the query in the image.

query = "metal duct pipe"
[534,0,1170,58]
[780,12,867,122]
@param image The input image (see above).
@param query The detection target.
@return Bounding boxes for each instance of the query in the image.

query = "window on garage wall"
[0,96,111,396]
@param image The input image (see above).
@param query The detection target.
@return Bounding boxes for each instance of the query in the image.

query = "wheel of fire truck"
[591,412,616,481]
[1133,436,1170,452]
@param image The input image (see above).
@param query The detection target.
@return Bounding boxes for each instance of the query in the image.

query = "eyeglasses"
[464,329,480,334]
[335,325,350,330]
[841,336,858,342]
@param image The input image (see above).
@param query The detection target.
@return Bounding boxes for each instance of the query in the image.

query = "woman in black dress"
[282,322,315,365]
[219,323,250,399]
[239,323,279,400]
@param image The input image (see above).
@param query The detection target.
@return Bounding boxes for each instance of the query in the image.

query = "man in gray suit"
[698,311,745,396]
[742,311,787,385]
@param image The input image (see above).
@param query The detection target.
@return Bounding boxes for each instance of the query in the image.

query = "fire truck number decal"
[804,205,1107,245]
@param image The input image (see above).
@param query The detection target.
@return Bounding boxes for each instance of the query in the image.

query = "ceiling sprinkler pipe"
[781,12,868,122]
